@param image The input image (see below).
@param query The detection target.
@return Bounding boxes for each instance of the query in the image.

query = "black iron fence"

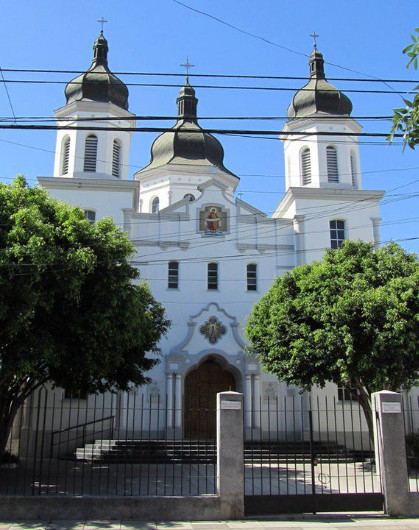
[0,386,216,497]
[244,394,379,497]
[403,395,419,493]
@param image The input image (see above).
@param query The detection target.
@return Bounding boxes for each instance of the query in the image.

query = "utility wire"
[1,67,418,84]
[0,124,404,137]
[0,78,410,95]
[0,68,16,124]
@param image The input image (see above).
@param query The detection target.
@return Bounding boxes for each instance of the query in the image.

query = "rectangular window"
[168,261,179,289]
[330,220,345,249]
[337,386,358,402]
[84,210,96,224]
[208,262,218,290]
[247,263,257,291]
[64,388,88,400]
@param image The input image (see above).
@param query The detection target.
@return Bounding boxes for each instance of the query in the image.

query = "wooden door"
[184,359,236,439]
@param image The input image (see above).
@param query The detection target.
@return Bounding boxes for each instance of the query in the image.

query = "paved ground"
[0,516,418,529]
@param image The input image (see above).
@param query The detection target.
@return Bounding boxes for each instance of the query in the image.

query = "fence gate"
[244,395,383,515]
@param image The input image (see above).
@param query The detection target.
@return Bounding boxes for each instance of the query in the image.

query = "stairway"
[73,439,373,465]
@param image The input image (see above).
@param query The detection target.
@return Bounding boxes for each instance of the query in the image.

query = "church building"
[37,32,383,441]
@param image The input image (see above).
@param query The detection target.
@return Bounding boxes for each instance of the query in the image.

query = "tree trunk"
[354,383,374,443]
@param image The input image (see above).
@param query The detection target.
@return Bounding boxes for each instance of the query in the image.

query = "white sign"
[221,400,242,410]
[382,402,402,414]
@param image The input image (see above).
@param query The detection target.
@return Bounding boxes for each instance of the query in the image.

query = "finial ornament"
[310,31,319,49]
[97,17,108,33]
[180,57,195,83]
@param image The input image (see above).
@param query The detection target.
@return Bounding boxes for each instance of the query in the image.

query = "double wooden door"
[184,359,236,439]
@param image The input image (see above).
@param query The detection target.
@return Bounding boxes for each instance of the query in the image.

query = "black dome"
[65,33,129,110]
[287,48,352,119]
[140,81,235,176]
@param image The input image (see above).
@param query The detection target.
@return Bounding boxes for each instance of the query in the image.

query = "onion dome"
[287,48,352,119]
[65,32,129,110]
[139,79,234,175]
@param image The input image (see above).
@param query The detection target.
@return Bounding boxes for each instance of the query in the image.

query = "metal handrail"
[50,415,115,457]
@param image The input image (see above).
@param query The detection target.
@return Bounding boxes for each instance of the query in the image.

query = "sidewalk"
[0,515,418,530]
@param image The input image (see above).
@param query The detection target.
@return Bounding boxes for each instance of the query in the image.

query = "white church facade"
[36,33,384,442]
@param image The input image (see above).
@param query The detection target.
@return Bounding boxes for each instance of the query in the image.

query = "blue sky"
[0,0,418,253]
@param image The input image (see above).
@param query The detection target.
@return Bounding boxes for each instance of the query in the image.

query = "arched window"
[330,219,345,249]
[247,263,257,291]
[168,261,179,289]
[151,197,159,213]
[350,153,356,187]
[208,262,218,290]
[84,135,98,172]
[301,147,311,185]
[60,136,70,175]
[326,146,339,182]
[184,193,195,202]
[112,140,121,177]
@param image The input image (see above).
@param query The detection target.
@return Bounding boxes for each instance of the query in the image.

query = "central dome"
[65,33,129,110]
[287,48,352,119]
[138,81,235,176]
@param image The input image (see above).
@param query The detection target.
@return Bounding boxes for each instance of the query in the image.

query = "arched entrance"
[184,357,236,439]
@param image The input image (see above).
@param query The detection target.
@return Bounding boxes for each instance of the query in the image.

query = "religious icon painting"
[199,206,227,236]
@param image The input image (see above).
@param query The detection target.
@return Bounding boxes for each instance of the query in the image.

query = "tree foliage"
[0,176,169,455]
[246,240,419,436]
[389,28,419,148]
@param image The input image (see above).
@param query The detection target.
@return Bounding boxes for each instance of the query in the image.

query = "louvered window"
[112,140,121,177]
[151,197,159,213]
[301,148,311,185]
[327,146,338,182]
[247,263,257,291]
[330,220,345,249]
[168,261,179,289]
[61,137,70,175]
[208,262,218,290]
[84,135,98,172]
[350,154,356,187]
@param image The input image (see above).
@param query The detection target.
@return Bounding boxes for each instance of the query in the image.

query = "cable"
[0,78,411,95]
[1,68,418,84]
[0,123,404,138]
[0,68,16,124]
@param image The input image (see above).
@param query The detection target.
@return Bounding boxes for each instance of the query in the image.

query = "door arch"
[184,357,236,439]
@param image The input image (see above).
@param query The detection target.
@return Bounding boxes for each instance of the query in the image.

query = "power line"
[0,123,404,138]
[1,67,418,84]
[0,78,411,95]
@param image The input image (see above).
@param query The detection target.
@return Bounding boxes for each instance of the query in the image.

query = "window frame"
[301,147,311,185]
[151,197,160,214]
[329,219,345,249]
[84,209,96,224]
[84,134,98,173]
[326,145,339,183]
[60,136,70,176]
[168,261,179,289]
[112,139,121,178]
[208,262,218,290]
[246,263,257,291]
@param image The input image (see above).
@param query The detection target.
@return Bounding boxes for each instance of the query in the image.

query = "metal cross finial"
[97,17,108,33]
[310,31,319,49]
[180,57,195,82]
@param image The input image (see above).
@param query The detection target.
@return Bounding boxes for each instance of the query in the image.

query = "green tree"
[0,176,169,457]
[245,240,419,437]
[389,28,419,148]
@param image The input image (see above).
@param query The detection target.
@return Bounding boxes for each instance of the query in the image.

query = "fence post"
[372,391,410,515]
[217,391,244,519]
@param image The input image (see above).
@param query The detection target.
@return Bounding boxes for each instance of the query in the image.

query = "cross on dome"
[180,57,195,83]
[310,31,319,49]
[97,17,108,34]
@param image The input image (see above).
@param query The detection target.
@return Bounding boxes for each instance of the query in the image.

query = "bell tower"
[274,44,383,264]
[53,32,135,180]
